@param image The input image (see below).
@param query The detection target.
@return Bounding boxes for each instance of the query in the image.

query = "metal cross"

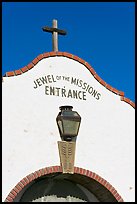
[42,19,67,52]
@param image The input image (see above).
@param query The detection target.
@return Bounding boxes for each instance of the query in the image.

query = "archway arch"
[5,166,124,202]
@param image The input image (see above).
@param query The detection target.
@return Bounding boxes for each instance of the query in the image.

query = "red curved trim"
[2,51,135,109]
[4,165,124,202]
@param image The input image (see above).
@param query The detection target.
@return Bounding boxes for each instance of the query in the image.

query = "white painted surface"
[2,56,135,201]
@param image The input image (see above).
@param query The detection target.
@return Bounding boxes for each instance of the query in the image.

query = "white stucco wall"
[2,56,135,201]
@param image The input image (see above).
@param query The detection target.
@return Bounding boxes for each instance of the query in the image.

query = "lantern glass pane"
[58,120,63,134]
[63,120,80,136]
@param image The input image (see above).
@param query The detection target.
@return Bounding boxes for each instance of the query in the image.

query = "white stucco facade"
[2,55,135,202]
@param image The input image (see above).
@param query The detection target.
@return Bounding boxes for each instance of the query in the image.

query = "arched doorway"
[5,166,124,202]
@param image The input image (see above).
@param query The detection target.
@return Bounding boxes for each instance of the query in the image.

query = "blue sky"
[2,2,135,102]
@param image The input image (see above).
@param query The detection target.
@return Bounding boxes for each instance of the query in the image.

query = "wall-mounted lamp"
[56,106,81,174]
[56,106,81,142]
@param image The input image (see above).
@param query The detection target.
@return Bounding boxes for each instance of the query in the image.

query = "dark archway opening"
[13,173,118,202]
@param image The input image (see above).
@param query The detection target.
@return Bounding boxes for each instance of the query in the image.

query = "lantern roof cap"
[59,106,73,111]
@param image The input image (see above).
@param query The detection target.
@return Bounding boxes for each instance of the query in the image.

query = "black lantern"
[56,106,81,142]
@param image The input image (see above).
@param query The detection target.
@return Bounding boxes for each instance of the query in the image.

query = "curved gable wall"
[2,51,135,202]
[2,51,135,108]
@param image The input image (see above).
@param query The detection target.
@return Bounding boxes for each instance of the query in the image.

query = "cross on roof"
[42,19,67,52]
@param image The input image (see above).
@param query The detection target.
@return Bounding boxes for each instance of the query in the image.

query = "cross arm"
[42,26,67,35]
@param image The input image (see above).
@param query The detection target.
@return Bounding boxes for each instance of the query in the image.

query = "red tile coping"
[120,96,135,108]
[2,51,135,109]
[4,165,124,202]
